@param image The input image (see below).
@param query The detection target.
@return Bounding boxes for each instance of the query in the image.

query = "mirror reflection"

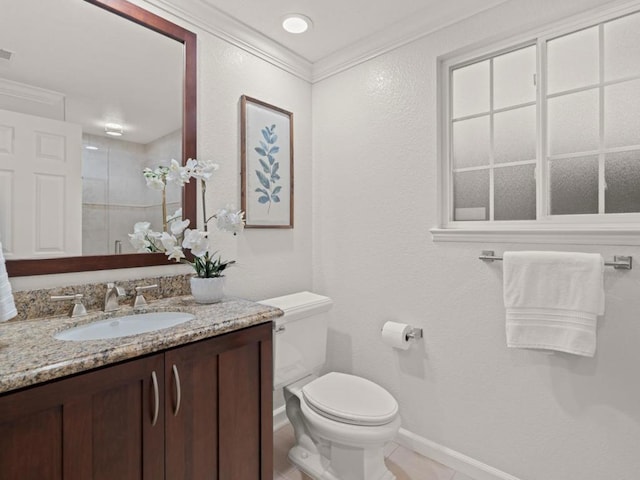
[0,0,183,260]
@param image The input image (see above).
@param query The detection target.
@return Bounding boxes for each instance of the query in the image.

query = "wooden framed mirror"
[3,0,196,276]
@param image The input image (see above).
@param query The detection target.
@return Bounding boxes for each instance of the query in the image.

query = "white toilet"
[260,292,401,480]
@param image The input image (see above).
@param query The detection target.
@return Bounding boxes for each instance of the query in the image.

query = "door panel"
[0,108,82,259]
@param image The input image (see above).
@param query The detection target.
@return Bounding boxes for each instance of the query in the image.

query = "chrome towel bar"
[479,251,633,270]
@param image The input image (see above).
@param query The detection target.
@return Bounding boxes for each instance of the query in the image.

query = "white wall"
[10,0,313,300]
[312,0,640,479]
[196,32,313,300]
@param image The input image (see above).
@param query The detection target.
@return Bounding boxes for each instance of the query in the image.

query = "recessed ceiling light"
[282,14,312,34]
[104,123,123,137]
[85,145,99,150]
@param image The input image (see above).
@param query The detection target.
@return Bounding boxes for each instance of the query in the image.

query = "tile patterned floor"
[273,424,474,480]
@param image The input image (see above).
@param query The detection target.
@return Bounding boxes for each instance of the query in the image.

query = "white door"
[0,109,82,259]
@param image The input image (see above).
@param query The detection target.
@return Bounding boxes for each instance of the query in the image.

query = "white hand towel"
[503,251,604,357]
[0,241,17,322]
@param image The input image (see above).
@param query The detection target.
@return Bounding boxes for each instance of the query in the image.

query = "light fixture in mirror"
[2,0,196,276]
[104,123,124,137]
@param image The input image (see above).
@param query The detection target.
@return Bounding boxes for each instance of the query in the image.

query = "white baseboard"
[395,428,522,480]
[273,405,289,431]
[272,409,520,480]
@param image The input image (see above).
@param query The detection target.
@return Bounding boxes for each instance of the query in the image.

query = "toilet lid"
[302,372,398,426]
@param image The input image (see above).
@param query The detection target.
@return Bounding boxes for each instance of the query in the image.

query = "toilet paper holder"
[405,327,423,341]
[381,321,423,350]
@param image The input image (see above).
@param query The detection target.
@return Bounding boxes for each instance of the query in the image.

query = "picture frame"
[241,95,294,228]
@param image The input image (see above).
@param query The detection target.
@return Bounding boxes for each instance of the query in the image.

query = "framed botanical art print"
[241,95,294,228]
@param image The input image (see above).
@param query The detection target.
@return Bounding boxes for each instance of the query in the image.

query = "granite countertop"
[0,296,282,395]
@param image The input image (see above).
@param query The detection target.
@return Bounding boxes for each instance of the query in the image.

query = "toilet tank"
[259,292,333,390]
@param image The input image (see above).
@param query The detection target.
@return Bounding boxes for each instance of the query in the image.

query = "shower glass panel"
[81,132,181,255]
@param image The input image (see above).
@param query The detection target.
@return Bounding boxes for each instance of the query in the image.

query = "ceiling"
[0,0,182,144]
[199,0,511,63]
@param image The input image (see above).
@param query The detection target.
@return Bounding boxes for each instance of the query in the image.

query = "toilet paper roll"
[381,321,411,350]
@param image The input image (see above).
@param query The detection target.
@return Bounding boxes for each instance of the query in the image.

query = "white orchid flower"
[191,158,219,181]
[216,207,245,235]
[170,219,190,236]
[133,159,240,277]
[166,159,191,186]
[182,228,209,258]
[160,232,178,250]
[133,221,152,233]
[143,167,168,189]
[166,245,186,261]
[185,157,198,172]
[166,207,183,223]
[157,232,185,261]
[144,175,165,190]
[128,231,151,252]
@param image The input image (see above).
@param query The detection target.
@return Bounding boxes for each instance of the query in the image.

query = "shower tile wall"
[82,130,181,255]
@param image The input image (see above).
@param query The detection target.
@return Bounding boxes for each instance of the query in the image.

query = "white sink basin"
[55,311,195,341]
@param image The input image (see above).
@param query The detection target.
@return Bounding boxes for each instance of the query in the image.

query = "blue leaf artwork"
[253,124,281,213]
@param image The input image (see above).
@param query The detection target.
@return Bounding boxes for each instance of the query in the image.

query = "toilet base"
[289,444,396,480]
[284,377,398,480]
[288,445,337,480]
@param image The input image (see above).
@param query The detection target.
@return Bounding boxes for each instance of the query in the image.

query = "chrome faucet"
[104,282,126,312]
[51,293,87,318]
[134,284,158,310]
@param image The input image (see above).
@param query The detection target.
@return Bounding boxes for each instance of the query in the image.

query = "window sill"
[430,226,640,246]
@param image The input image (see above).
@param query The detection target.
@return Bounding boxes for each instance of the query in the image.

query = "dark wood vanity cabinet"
[0,353,165,480]
[0,322,273,480]
[165,322,273,479]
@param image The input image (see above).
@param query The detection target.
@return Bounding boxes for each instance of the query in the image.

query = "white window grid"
[450,43,538,222]
[440,4,640,233]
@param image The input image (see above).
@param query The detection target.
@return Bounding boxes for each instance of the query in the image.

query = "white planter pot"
[190,276,226,304]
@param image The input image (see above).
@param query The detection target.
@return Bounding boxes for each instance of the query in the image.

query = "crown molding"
[140,0,636,84]
[143,0,514,84]
[144,0,313,82]
[0,78,64,105]
[312,0,511,82]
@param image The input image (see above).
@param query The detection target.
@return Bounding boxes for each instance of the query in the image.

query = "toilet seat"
[302,372,398,426]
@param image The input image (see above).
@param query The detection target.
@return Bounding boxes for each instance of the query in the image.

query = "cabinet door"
[218,322,273,480]
[165,336,219,479]
[165,322,273,480]
[0,354,164,480]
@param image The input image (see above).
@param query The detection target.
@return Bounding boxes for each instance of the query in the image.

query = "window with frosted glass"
[546,11,640,215]
[450,45,537,221]
[446,8,640,224]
